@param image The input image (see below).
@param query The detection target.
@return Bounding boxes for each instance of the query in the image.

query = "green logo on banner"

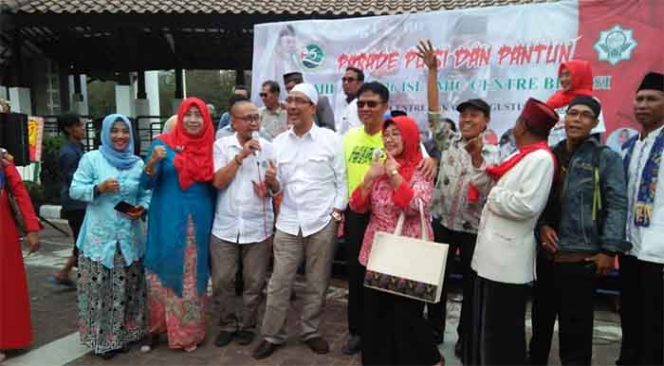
[593,25,638,66]
[301,44,325,70]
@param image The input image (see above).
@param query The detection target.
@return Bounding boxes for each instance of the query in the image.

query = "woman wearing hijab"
[140,97,215,353]
[349,116,442,366]
[69,114,151,359]
[0,150,40,363]
[546,59,605,146]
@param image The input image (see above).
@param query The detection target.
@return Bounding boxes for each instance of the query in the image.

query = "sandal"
[47,274,75,287]
[183,345,197,353]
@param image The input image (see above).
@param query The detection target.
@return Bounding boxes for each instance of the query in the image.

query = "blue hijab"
[99,114,141,170]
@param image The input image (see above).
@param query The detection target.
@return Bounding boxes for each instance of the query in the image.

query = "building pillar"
[146,71,160,116]
[8,87,32,114]
[115,73,134,117]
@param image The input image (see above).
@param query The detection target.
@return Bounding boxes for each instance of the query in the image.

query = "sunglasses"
[357,100,382,109]
[342,77,358,83]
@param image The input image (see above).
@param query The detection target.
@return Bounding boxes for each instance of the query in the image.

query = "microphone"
[251,131,261,157]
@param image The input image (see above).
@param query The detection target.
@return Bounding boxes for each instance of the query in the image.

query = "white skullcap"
[291,83,319,105]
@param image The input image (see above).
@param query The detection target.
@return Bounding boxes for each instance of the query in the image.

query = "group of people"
[0,37,662,366]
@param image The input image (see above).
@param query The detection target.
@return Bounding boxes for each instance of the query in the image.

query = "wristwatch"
[331,211,342,222]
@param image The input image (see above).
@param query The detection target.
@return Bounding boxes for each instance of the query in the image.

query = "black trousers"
[62,208,85,258]
[344,209,370,337]
[468,276,528,366]
[428,221,477,344]
[529,258,596,365]
[361,287,442,366]
[618,255,663,365]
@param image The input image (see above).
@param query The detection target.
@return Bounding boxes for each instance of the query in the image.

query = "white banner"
[252,1,579,138]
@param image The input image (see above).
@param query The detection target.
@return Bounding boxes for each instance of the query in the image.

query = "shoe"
[236,330,255,346]
[98,350,119,360]
[304,337,329,354]
[454,339,463,359]
[252,340,281,360]
[140,333,159,353]
[341,335,361,355]
[214,331,234,348]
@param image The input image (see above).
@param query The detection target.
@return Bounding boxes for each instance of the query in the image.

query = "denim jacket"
[538,137,630,254]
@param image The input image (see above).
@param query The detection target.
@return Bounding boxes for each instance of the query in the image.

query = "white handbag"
[364,199,449,303]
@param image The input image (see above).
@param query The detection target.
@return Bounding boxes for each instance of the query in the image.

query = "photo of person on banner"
[256,24,303,95]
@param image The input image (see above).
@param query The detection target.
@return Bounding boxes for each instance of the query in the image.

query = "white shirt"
[624,124,664,264]
[471,149,555,284]
[273,124,347,237]
[212,133,275,244]
[335,98,362,136]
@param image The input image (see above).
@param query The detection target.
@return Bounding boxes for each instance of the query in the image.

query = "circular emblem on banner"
[593,25,638,66]
[300,44,325,70]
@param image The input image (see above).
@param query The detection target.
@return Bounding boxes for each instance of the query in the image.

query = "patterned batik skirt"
[146,217,208,349]
[77,249,148,354]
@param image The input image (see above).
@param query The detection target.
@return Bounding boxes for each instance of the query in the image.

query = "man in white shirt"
[335,67,364,135]
[253,83,347,359]
[617,71,664,365]
[465,98,559,365]
[210,100,277,348]
[283,72,336,131]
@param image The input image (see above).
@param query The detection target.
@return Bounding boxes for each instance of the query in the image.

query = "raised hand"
[384,154,401,175]
[241,139,261,159]
[150,146,167,163]
[416,39,438,69]
[98,178,120,193]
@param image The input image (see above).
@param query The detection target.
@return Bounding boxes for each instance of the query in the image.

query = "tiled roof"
[4,0,549,15]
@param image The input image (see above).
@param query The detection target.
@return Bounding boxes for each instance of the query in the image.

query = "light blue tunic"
[70,150,151,268]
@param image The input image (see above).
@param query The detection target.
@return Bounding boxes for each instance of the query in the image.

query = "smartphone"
[114,201,139,215]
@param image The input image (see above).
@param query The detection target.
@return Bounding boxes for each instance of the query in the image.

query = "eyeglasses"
[286,96,313,105]
[357,100,382,109]
[342,77,358,83]
[259,92,268,98]
[567,109,596,120]
[234,114,260,123]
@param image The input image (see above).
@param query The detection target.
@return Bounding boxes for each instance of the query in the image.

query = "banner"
[28,116,44,162]
[252,0,663,144]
